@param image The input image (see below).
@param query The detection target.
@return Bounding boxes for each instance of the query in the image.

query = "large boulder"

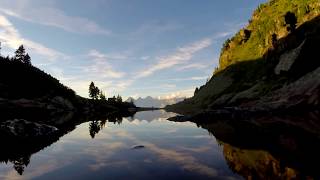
[246,66,320,111]
[0,119,58,138]
[49,96,75,111]
[274,40,305,75]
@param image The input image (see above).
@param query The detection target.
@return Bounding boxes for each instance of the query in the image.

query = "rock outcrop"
[0,119,58,138]
[247,66,320,111]
[167,13,320,115]
[274,40,305,75]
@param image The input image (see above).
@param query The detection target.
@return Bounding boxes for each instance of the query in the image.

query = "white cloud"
[86,49,125,79]
[176,63,208,71]
[136,38,212,78]
[50,50,129,97]
[88,49,128,61]
[0,15,65,60]
[0,0,110,35]
[160,88,195,99]
[140,56,150,61]
[168,76,208,81]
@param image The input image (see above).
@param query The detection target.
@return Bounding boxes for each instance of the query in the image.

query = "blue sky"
[0,0,266,99]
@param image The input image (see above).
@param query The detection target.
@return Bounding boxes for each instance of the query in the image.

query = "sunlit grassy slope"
[219,0,320,70]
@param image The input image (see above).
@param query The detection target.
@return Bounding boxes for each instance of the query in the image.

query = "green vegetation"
[167,0,320,114]
[219,0,320,70]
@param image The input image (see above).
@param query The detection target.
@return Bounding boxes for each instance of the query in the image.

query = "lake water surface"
[0,110,242,180]
[1,110,319,179]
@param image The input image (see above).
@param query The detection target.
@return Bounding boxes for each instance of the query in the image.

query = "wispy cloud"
[176,63,208,71]
[88,49,128,61]
[0,0,111,35]
[50,50,129,97]
[168,76,208,81]
[0,15,66,60]
[159,88,195,99]
[136,38,212,78]
[86,49,125,79]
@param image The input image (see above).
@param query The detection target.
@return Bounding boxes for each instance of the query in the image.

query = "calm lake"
[0,110,319,179]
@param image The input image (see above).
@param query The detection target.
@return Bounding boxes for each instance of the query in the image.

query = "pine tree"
[116,95,122,103]
[89,82,99,100]
[130,98,135,105]
[285,12,297,33]
[14,45,26,62]
[99,91,106,101]
[194,87,199,95]
[22,53,32,65]
[94,87,100,99]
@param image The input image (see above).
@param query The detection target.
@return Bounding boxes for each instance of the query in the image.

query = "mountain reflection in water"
[0,110,319,180]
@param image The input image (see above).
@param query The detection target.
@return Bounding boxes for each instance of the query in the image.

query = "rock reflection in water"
[1,110,320,179]
[191,111,320,180]
[0,111,134,176]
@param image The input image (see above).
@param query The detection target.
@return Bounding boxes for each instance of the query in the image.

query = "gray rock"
[250,66,320,110]
[50,96,75,111]
[131,145,145,149]
[0,119,58,138]
[275,40,305,75]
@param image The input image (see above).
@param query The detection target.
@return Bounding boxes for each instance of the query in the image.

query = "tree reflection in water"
[89,120,101,139]
[89,113,125,139]
[13,156,30,175]
[0,111,133,175]
[1,110,320,179]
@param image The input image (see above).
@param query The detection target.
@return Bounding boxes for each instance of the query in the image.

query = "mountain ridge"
[166,0,320,115]
[126,96,185,108]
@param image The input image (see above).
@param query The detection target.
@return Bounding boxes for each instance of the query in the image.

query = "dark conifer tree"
[194,87,199,95]
[89,82,97,99]
[23,53,32,65]
[285,12,297,32]
[99,91,106,101]
[116,95,122,103]
[14,45,26,62]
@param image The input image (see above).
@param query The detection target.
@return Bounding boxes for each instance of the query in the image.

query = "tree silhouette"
[89,82,100,100]
[13,156,30,175]
[129,98,135,106]
[89,120,101,139]
[271,33,278,47]
[109,95,116,103]
[14,45,26,62]
[285,12,297,32]
[194,87,199,95]
[99,91,106,101]
[13,45,32,65]
[22,53,32,65]
[116,94,122,103]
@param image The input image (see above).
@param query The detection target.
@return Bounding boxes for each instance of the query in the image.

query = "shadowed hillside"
[0,56,76,100]
[167,0,320,114]
[0,55,136,125]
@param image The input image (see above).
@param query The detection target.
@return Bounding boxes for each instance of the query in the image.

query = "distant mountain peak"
[126,96,185,108]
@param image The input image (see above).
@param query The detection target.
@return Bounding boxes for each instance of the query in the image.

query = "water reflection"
[189,111,320,179]
[0,110,319,179]
[0,111,134,177]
